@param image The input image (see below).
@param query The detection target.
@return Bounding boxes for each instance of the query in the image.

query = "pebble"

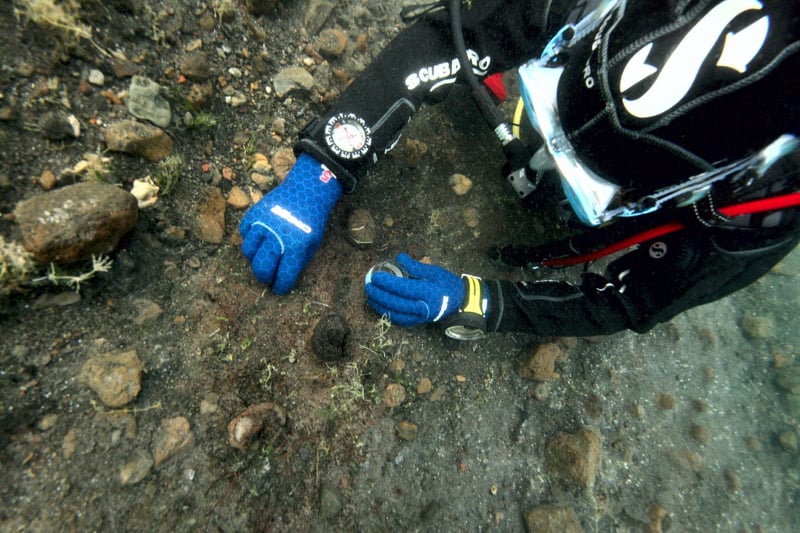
[463,207,479,228]
[227,402,286,450]
[269,149,295,182]
[525,505,582,533]
[775,365,800,394]
[778,430,798,452]
[383,383,406,408]
[79,349,144,408]
[724,468,741,493]
[690,424,711,444]
[152,416,194,466]
[196,186,227,244]
[273,67,316,99]
[520,342,566,382]
[14,182,138,263]
[104,119,174,161]
[316,28,348,58]
[346,208,376,248]
[544,429,602,490]
[417,377,432,395]
[120,450,154,485]
[395,420,418,441]
[127,75,172,128]
[87,69,105,86]
[180,52,213,80]
[656,393,676,410]
[532,382,550,402]
[133,299,163,325]
[38,169,57,190]
[226,186,250,209]
[448,173,473,195]
[62,428,78,459]
[739,314,774,339]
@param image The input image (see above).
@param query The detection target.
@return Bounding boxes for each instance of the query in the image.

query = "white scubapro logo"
[620,0,769,118]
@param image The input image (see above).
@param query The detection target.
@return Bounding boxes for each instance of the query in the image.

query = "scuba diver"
[240,0,800,339]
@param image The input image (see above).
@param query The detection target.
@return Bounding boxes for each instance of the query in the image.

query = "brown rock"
[153,416,194,466]
[104,119,174,162]
[79,349,144,408]
[271,148,296,181]
[545,429,602,490]
[383,384,407,408]
[520,343,566,382]
[524,505,582,533]
[316,29,347,58]
[227,402,286,450]
[395,420,418,441]
[196,186,226,244]
[226,186,251,209]
[14,182,138,263]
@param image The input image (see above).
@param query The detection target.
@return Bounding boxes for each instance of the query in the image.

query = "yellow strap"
[461,275,484,315]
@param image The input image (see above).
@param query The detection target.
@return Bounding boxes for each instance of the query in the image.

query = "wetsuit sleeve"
[487,218,800,337]
[295,0,567,192]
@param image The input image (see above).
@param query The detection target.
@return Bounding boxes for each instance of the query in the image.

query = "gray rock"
[14,182,138,263]
[319,486,343,519]
[128,75,172,128]
[303,0,335,35]
[273,67,316,99]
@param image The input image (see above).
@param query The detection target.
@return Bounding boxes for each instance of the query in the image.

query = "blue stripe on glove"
[240,153,342,294]
[364,253,464,327]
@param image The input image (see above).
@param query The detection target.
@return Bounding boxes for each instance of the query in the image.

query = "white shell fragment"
[130,176,160,208]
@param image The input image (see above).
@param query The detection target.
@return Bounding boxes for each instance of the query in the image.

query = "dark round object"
[311,313,351,362]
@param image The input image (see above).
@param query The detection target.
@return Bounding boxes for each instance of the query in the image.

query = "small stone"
[316,28,347,58]
[520,343,566,382]
[399,139,428,167]
[133,299,163,326]
[319,486,343,520]
[87,69,105,86]
[271,149,296,181]
[36,414,59,431]
[739,314,774,339]
[62,428,78,459]
[683,450,704,472]
[463,207,479,228]
[388,358,405,376]
[383,383,407,408]
[532,382,550,402]
[196,186,226,244]
[185,38,203,52]
[778,430,798,452]
[775,366,800,394]
[544,429,602,490]
[346,208,376,248]
[691,399,709,413]
[120,450,154,485]
[690,424,711,444]
[127,76,172,128]
[417,377,432,394]
[38,169,57,190]
[180,52,213,80]
[273,67,315,98]
[104,119,173,161]
[152,416,194,466]
[226,186,251,209]
[187,83,212,110]
[724,468,741,493]
[448,173,473,195]
[227,402,286,450]
[525,505,582,533]
[395,420,418,441]
[79,349,144,408]
[656,393,676,410]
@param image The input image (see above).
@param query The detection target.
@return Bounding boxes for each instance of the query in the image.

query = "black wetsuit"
[296,0,800,336]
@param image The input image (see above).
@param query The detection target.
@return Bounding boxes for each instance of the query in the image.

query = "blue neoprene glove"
[240,153,342,294]
[364,253,465,327]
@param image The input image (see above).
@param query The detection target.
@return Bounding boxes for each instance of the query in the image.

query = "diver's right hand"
[239,153,342,294]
